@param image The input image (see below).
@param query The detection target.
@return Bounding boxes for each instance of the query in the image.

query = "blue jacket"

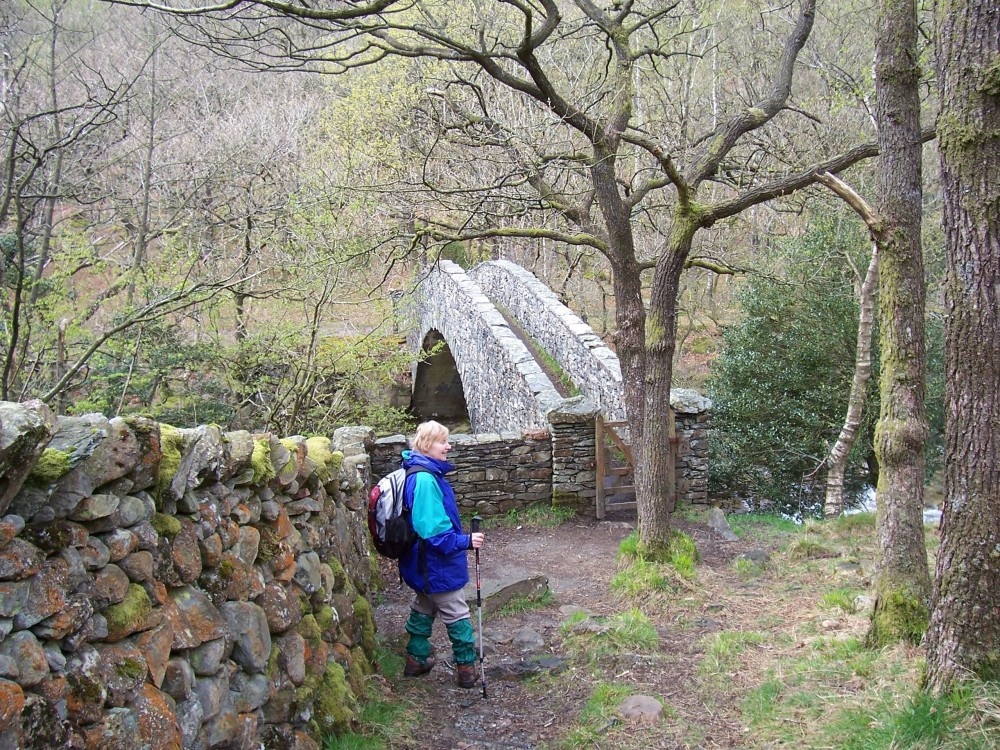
[398,450,471,594]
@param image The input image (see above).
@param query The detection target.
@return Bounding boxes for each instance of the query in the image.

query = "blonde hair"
[412,420,449,454]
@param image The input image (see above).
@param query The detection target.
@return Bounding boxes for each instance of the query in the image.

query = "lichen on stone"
[27,447,73,486]
[103,583,152,637]
[257,525,280,563]
[305,436,336,482]
[309,662,357,736]
[22,520,78,553]
[155,424,184,501]
[353,596,378,659]
[251,439,277,485]
[151,512,182,539]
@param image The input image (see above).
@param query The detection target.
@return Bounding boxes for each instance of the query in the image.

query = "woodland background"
[1,0,947,519]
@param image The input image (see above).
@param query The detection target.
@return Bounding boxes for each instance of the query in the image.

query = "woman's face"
[424,433,451,461]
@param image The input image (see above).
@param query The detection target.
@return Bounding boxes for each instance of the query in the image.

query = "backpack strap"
[403,465,433,593]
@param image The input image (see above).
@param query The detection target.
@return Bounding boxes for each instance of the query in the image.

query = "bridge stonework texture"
[409,260,562,432]
[467,259,626,420]
[0,401,381,750]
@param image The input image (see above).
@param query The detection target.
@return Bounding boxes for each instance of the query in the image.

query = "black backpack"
[367,466,430,559]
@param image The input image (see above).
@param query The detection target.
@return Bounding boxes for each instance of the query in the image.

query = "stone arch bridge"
[386,259,712,511]
[407,258,707,433]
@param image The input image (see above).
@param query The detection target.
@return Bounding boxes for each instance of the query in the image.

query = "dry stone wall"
[0,401,380,750]
[372,395,711,515]
[671,390,713,506]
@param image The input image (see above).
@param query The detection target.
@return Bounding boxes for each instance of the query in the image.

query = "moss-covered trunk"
[866,0,931,647]
[634,218,695,556]
[923,0,1000,692]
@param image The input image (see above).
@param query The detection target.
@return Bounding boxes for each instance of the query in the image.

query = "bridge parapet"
[468,260,627,420]
[411,260,563,432]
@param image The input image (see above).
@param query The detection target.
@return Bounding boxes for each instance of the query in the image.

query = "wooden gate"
[595,412,677,519]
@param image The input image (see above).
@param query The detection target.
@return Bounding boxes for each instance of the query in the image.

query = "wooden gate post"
[595,414,606,520]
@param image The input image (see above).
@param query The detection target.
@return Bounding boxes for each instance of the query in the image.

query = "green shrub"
[707,216,947,519]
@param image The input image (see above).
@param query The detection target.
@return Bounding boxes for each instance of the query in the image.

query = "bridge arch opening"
[410,329,470,427]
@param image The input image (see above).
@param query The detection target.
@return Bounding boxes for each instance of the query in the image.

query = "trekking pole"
[471,515,487,699]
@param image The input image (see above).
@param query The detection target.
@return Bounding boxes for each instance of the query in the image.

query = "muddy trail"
[370,512,763,750]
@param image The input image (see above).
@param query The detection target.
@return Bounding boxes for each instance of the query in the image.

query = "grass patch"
[320,652,416,750]
[618,531,642,559]
[739,633,934,748]
[817,682,1000,750]
[611,556,673,597]
[742,675,784,727]
[786,537,839,560]
[699,630,767,680]
[727,513,801,541]
[535,345,581,397]
[492,589,555,618]
[322,696,413,750]
[486,503,577,529]
[733,555,766,578]
[561,608,660,658]
[668,532,698,578]
[617,530,698,580]
[828,511,877,534]
[557,681,633,748]
[374,646,404,681]
[821,586,862,614]
[613,531,700,597]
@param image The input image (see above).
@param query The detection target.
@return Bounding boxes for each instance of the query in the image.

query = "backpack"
[367,466,430,559]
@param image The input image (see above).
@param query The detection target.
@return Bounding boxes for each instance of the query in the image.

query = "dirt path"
[371,512,763,749]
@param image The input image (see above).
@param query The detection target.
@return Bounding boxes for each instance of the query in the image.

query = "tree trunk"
[127,49,158,308]
[634,215,696,555]
[866,0,932,647]
[824,242,878,518]
[924,1,1000,692]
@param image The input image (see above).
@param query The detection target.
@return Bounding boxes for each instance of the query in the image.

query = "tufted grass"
[485,503,577,529]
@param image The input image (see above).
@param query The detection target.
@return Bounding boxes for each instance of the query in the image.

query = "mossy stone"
[155,424,184,501]
[348,646,373,696]
[251,439,277,485]
[305,436,335,482]
[295,614,323,650]
[27,448,73,486]
[151,512,182,539]
[868,588,929,647]
[353,596,377,659]
[104,584,152,638]
[326,559,347,592]
[309,662,356,736]
[116,657,146,680]
[266,644,281,681]
[314,604,336,633]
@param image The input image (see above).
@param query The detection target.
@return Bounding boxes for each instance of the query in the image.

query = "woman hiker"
[399,420,485,688]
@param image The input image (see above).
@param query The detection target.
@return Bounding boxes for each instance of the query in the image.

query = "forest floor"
[365,507,894,750]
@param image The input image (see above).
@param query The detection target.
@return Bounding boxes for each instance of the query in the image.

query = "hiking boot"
[456,663,477,689]
[404,654,435,677]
